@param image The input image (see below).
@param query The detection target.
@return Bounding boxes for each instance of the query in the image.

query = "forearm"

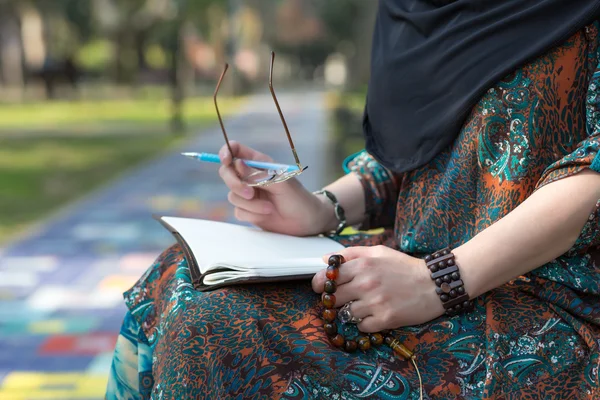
[456,170,600,298]
[315,173,366,233]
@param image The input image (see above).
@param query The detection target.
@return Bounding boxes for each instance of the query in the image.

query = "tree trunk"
[0,12,24,89]
[114,29,127,83]
[169,47,184,134]
[170,21,194,135]
[135,29,148,74]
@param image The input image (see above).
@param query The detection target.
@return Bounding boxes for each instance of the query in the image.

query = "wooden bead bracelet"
[320,254,423,399]
[425,247,474,316]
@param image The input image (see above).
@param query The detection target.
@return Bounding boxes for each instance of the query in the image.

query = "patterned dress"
[106,23,600,399]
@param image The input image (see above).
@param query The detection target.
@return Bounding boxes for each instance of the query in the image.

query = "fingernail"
[219,149,225,161]
[243,187,253,199]
[263,204,272,214]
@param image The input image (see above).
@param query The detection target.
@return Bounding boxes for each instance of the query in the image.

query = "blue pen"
[181,152,301,173]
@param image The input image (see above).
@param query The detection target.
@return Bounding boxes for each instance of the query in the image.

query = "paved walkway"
[0,89,337,399]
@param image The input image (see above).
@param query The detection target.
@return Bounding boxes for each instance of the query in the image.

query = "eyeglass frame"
[213,51,307,187]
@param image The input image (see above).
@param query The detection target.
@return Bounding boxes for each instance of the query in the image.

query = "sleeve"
[343,150,401,230]
[534,29,600,253]
[536,33,600,190]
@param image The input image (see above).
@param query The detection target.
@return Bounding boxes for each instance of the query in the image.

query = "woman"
[107,1,600,398]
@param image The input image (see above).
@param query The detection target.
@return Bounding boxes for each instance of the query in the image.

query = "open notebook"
[155,215,344,291]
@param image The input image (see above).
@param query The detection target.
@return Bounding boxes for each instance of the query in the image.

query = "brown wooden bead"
[424,255,432,262]
[447,258,455,265]
[369,333,384,346]
[384,336,393,346]
[442,249,449,255]
[435,278,443,286]
[357,336,371,351]
[322,293,336,308]
[451,272,459,281]
[322,308,337,322]
[429,265,438,273]
[463,301,471,308]
[328,255,344,267]
[326,266,339,280]
[438,261,447,268]
[443,275,452,283]
[324,323,337,336]
[440,294,449,302]
[324,280,337,294]
[457,287,465,295]
[344,340,358,353]
[330,334,345,348]
[449,289,457,298]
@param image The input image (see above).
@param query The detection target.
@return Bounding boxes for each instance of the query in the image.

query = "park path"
[0,89,337,399]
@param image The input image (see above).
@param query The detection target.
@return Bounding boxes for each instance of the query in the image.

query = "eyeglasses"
[214,51,307,187]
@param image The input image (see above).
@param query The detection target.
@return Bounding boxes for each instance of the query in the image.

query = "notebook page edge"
[160,216,344,275]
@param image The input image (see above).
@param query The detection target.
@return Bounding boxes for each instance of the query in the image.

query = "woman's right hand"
[218,141,335,236]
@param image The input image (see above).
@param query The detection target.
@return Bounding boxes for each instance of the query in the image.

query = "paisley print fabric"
[342,150,399,230]
[106,23,600,399]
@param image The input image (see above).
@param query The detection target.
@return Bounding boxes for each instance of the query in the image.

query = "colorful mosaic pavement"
[0,90,334,399]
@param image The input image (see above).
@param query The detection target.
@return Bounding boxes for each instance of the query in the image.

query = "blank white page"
[161,216,344,274]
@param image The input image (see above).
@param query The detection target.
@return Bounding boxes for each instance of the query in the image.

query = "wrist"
[452,244,483,299]
[313,192,341,233]
[424,247,475,316]
[413,257,445,316]
[313,190,347,235]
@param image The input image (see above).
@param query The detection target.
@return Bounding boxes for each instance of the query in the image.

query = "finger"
[227,192,273,215]
[311,259,361,293]
[219,164,255,200]
[311,272,323,293]
[321,246,372,264]
[219,141,273,165]
[233,158,256,181]
[332,278,363,306]
[356,316,386,333]
[234,207,268,225]
[345,300,371,320]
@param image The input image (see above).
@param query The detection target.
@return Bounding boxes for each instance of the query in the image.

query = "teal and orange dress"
[106,23,600,399]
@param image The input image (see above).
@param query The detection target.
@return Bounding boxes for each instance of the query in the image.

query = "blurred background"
[0,0,376,398]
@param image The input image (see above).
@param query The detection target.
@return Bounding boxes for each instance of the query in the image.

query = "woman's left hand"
[312,245,445,332]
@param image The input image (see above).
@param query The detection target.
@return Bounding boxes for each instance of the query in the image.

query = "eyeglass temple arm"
[269,52,302,168]
[214,63,234,158]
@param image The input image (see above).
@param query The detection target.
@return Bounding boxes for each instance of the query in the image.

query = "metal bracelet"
[314,189,347,235]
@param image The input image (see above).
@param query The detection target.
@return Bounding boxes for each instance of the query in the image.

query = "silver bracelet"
[314,189,347,235]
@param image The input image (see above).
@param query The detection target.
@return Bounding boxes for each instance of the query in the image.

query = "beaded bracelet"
[320,254,423,399]
[425,247,474,316]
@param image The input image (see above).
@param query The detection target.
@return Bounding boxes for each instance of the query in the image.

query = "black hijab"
[364,0,600,173]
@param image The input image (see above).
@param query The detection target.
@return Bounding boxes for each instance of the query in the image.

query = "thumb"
[322,246,372,264]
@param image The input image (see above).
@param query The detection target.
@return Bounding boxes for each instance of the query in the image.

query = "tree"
[314,0,377,88]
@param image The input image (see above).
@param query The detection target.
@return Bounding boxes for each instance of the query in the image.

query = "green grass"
[0,95,244,135]
[0,95,242,243]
